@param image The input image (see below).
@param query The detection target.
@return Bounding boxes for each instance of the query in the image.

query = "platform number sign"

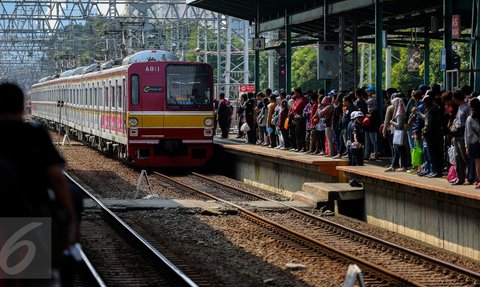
[253,38,265,50]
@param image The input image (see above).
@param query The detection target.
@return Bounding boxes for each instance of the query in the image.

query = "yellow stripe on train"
[127,114,214,128]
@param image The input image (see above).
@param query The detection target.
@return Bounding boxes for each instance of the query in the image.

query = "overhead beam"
[259,0,376,32]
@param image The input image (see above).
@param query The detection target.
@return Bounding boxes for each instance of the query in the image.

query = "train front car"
[126,58,214,167]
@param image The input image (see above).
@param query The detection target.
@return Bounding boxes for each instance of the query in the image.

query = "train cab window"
[131,75,139,106]
[166,65,212,109]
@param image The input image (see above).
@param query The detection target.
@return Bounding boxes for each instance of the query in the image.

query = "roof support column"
[375,0,383,118]
[254,2,260,92]
[286,10,292,93]
[443,0,452,87]
[472,0,480,90]
[424,33,430,86]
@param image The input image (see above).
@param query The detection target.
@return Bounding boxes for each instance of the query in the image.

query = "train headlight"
[204,118,213,126]
[129,117,139,126]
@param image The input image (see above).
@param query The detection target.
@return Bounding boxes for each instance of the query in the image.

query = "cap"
[418,84,428,93]
[351,111,364,120]
[365,85,375,92]
[328,89,337,96]
[350,111,358,120]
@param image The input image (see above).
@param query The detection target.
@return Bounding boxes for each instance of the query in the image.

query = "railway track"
[65,172,199,287]
[152,171,480,287]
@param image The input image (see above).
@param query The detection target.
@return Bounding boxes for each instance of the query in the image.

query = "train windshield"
[166,65,211,109]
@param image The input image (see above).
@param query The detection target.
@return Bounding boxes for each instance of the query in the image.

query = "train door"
[128,74,142,130]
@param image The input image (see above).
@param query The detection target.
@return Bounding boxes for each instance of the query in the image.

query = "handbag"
[411,141,423,166]
[392,129,404,145]
[284,117,289,130]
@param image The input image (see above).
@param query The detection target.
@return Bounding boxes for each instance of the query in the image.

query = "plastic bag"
[447,165,456,182]
[240,122,250,133]
[411,141,423,166]
[393,129,404,145]
[448,145,456,165]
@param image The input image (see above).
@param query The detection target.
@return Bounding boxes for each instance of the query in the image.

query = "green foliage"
[390,47,423,91]
[291,46,317,89]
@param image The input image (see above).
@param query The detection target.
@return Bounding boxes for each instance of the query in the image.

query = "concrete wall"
[360,176,480,260]
[212,147,338,197]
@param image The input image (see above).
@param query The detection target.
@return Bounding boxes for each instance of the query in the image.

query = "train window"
[105,87,109,108]
[112,86,116,108]
[118,84,122,110]
[166,65,212,108]
[94,87,98,106]
[131,75,139,106]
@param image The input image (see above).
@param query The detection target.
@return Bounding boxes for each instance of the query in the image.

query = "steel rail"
[64,171,199,287]
[191,172,480,284]
[153,171,424,286]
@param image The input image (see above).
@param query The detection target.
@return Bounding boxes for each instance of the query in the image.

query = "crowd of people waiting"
[215,83,480,189]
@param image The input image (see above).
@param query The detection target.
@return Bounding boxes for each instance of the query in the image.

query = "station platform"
[337,165,480,261]
[213,135,480,260]
[212,135,349,198]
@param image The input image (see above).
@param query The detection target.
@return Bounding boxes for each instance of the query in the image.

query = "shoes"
[452,180,465,185]
[417,171,428,177]
[319,152,325,156]
[407,168,416,174]
[384,167,395,172]
[475,183,480,189]
[349,180,363,187]
[332,154,342,159]
[369,157,379,161]
[301,148,308,152]
[448,178,458,183]
[426,172,441,178]
[396,168,407,172]
[280,147,288,150]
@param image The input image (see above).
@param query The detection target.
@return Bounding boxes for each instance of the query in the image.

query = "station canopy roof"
[187,0,473,41]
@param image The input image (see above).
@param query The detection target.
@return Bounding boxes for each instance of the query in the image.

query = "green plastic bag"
[411,141,423,166]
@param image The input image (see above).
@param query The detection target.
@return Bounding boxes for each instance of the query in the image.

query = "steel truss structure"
[0,0,251,93]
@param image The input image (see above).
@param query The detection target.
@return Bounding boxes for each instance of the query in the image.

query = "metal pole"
[385,46,391,89]
[368,44,372,85]
[217,13,222,97]
[424,33,430,86]
[268,50,274,89]
[225,16,232,99]
[473,0,480,90]
[360,44,365,87]
[254,3,260,93]
[244,20,250,84]
[286,9,292,93]
[375,0,383,118]
[443,0,453,87]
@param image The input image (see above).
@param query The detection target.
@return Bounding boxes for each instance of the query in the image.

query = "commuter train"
[30,50,214,167]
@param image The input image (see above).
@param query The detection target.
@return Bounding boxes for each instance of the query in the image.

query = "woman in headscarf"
[385,95,408,171]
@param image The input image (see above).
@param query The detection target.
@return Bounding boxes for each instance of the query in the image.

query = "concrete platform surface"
[215,138,348,179]
[302,182,364,201]
[337,165,480,201]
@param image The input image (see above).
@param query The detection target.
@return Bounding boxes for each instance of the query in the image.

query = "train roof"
[122,50,178,65]
[33,50,182,86]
